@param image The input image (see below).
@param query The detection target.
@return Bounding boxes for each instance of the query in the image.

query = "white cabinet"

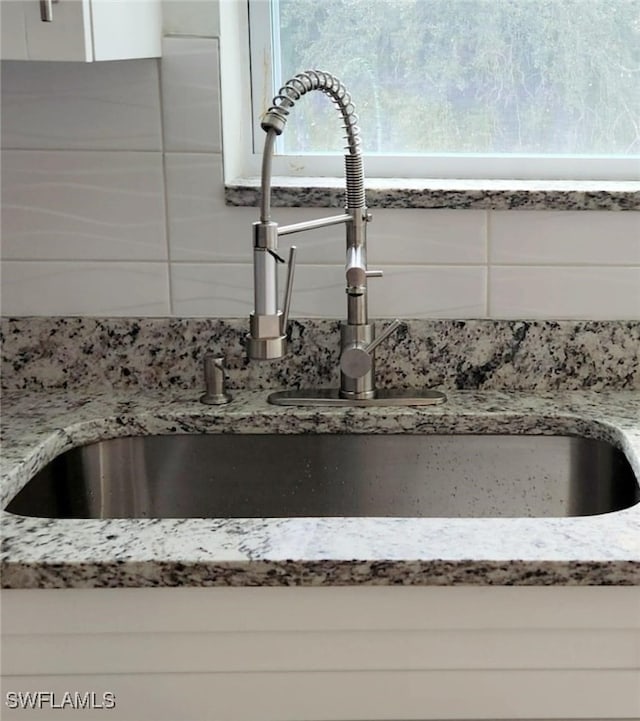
[2,586,640,720]
[0,0,161,62]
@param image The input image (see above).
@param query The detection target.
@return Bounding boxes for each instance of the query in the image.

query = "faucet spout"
[259,129,277,224]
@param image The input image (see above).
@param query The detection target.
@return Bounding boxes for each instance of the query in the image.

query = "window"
[248,0,640,180]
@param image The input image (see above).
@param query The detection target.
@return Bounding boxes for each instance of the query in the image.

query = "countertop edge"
[3,559,640,590]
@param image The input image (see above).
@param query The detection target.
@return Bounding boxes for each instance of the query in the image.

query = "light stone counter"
[1,317,639,588]
[2,387,639,588]
[226,177,640,210]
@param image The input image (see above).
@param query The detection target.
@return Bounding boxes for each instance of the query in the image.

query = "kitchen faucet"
[248,69,445,407]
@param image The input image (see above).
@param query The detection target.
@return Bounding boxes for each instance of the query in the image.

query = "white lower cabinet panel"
[2,587,639,721]
[3,629,639,676]
[2,670,639,721]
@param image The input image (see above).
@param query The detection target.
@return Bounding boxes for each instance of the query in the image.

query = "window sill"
[226,177,640,211]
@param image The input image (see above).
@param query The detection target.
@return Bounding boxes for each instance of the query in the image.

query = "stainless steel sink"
[5,434,638,520]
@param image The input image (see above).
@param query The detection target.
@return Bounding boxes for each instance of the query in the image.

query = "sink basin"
[5,434,638,520]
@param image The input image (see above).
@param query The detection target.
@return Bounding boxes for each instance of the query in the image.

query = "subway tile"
[368,209,487,264]
[1,60,162,150]
[165,153,254,261]
[171,263,486,319]
[490,210,640,265]
[1,2,28,59]
[368,266,486,318]
[170,262,253,316]
[490,267,640,319]
[163,1,220,37]
[1,151,167,261]
[171,263,353,318]
[161,37,221,152]
[1,262,170,316]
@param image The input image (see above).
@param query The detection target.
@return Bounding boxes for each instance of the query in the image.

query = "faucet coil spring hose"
[263,70,361,156]
[260,70,365,216]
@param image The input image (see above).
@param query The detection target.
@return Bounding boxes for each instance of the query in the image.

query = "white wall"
[1,0,639,319]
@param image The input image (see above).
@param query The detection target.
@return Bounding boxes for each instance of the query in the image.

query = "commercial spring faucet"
[247,69,405,401]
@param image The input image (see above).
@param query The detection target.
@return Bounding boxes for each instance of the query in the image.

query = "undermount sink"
[6,434,638,520]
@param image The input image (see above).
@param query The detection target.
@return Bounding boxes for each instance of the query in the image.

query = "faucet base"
[267,388,446,407]
[246,334,288,361]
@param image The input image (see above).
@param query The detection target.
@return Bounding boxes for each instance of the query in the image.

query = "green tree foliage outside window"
[275,0,640,156]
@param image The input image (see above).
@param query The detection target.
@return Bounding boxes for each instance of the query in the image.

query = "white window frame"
[245,0,640,182]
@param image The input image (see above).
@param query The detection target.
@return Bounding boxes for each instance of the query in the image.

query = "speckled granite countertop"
[1,317,639,588]
[2,388,639,588]
[226,177,640,210]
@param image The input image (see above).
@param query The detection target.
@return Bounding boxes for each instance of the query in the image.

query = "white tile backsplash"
[161,37,222,152]
[162,0,220,38]
[171,263,486,319]
[1,60,162,151]
[369,266,487,318]
[165,153,255,261]
[369,209,487,264]
[1,34,638,320]
[2,150,167,261]
[1,261,170,316]
[490,267,640,319]
[490,211,640,265]
[171,262,253,316]
[171,263,365,318]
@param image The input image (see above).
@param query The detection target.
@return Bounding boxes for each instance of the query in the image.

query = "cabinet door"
[90,0,161,61]
[0,0,161,62]
[1,1,30,60]
[23,0,93,61]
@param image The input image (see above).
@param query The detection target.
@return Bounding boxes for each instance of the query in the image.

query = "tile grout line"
[157,50,175,317]
[486,209,492,318]
[3,259,640,268]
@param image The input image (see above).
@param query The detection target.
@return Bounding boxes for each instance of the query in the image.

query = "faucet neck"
[260,129,278,223]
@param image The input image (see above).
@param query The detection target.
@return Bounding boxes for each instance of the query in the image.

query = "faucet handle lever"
[365,269,384,278]
[364,319,404,355]
[280,245,297,334]
[339,319,405,381]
